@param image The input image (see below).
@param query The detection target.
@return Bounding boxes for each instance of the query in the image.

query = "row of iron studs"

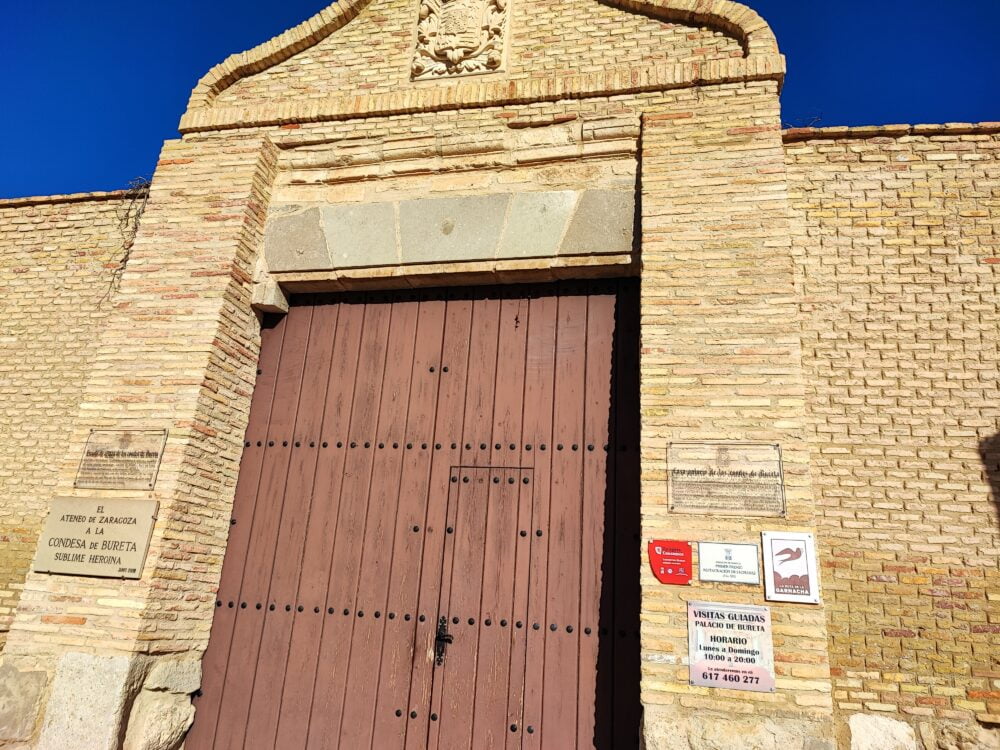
[392,709,537,736]
[391,710,538,736]
[212,600,641,639]
[244,440,613,451]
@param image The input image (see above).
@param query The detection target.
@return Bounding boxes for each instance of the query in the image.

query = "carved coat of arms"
[412,0,509,80]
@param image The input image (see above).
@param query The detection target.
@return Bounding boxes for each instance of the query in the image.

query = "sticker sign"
[75,430,168,490]
[762,531,821,604]
[668,442,786,517]
[34,497,158,579]
[698,542,761,585]
[688,601,775,693]
[648,540,693,585]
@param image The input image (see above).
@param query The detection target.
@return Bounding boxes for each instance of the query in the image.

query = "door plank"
[274,301,364,749]
[371,299,447,749]
[540,293,588,749]
[471,296,530,749]
[186,315,287,750]
[340,299,420,747]
[515,295,559,750]
[307,300,393,750]
[213,305,313,750]
[405,298,475,750]
[577,293,616,749]
[244,305,336,749]
[429,295,502,750]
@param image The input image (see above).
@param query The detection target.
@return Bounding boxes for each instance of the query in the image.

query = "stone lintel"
[264,190,636,274]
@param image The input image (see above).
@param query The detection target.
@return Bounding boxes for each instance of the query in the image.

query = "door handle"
[435,616,454,666]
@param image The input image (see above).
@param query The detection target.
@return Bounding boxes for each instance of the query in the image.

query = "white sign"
[762,531,821,604]
[688,601,775,693]
[698,542,760,585]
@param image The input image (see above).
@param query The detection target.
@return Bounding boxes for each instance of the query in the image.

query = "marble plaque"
[35,497,158,579]
[74,430,167,490]
[668,442,785,517]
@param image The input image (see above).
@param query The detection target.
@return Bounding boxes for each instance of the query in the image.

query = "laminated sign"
[762,531,821,604]
[688,601,775,693]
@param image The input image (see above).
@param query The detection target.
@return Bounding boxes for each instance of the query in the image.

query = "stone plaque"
[668,442,785,517]
[688,601,775,693]
[698,542,761,585]
[74,430,167,490]
[35,497,158,579]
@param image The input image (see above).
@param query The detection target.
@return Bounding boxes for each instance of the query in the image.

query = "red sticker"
[649,540,693,585]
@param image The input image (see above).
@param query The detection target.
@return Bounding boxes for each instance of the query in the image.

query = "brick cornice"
[783,122,1000,142]
[181,0,783,134]
[0,190,127,208]
[180,54,785,134]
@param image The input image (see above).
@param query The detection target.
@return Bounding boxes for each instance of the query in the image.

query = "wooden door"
[186,281,641,750]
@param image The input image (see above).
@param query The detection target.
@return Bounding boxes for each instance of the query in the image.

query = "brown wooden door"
[186,281,641,750]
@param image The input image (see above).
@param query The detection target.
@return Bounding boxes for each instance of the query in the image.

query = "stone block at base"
[644,705,833,750]
[0,660,47,742]
[36,652,149,750]
[848,714,918,750]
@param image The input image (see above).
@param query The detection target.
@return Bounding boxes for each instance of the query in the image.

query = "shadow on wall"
[981,433,1000,522]
[594,280,643,749]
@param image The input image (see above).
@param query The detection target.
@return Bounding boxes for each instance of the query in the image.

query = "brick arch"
[185,0,779,111]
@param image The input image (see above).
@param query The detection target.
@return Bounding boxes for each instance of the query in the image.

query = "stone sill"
[271,254,637,293]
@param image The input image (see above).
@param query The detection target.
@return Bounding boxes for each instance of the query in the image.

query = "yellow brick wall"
[787,127,1000,734]
[2,137,278,661]
[637,80,835,745]
[213,0,743,107]
[0,194,124,652]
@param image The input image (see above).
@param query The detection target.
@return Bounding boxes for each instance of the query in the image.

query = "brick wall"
[0,194,124,652]
[2,136,277,662]
[637,79,835,747]
[787,126,1000,739]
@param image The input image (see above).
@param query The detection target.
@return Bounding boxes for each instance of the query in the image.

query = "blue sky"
[2,1,998,198]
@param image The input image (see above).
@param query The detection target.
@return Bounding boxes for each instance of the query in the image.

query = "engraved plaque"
[668,442,785,517]
[35,497,158,579]
[74,430,167,490]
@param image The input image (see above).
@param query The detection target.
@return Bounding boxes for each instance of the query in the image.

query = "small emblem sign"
[688,601,775,693]
[698,542,761,585]
[648,540,693,585]
[75,430,168,490]
[35,497,158,579]
[762,531,821,604]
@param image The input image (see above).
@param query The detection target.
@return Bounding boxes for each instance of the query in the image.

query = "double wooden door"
[187,281,640,749]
